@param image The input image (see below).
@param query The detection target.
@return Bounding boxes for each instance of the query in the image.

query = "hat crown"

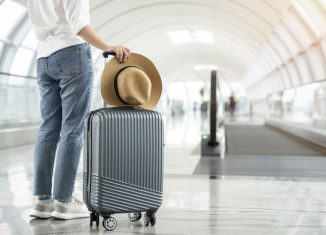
[101,53,162,110]
[117,67,152,105]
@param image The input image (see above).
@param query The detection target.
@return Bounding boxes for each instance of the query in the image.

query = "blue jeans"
[33,43,93,200]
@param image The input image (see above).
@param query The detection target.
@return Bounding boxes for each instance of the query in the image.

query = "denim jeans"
[33,43,93,200]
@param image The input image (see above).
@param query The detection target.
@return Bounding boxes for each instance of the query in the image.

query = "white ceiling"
[15,0,292,84]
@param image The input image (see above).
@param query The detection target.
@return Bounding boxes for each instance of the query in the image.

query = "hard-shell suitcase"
[83,52,164,231]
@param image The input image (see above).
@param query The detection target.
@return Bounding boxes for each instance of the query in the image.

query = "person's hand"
[107,45,131,63]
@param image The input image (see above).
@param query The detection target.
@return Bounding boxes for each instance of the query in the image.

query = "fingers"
[126,47,131,59]
[122,47,129,63]
[114,46,123,63]
[113,45,131,63]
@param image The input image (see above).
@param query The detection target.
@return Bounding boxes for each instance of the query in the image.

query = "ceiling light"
[167,30,192,44]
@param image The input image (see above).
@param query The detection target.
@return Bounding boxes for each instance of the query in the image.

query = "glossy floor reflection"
[1,114,326,235]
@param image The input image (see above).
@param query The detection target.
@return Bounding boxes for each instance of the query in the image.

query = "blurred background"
[0,0,325,150]
[1,0,326,234]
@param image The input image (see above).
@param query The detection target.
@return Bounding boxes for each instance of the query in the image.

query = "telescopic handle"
[103,51,116,58]
[102,51,117,108]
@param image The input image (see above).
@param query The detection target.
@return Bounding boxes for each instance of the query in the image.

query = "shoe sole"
[51,211,89,220]
[30,210,53,219]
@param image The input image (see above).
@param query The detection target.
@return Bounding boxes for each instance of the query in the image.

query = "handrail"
[0,72,37,80]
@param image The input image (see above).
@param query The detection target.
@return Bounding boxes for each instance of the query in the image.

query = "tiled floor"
[1,114,326,235]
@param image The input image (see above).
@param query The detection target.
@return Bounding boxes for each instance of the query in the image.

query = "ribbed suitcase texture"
[83,107,164,216]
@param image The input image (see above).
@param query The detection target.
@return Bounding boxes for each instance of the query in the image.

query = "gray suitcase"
[83,106,164,231]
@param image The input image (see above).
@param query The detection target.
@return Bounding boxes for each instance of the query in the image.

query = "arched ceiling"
[15,0,292,83]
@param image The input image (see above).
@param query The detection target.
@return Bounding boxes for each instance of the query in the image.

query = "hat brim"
[101,53,162,110]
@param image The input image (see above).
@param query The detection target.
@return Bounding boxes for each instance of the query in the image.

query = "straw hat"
[101,53,162,110]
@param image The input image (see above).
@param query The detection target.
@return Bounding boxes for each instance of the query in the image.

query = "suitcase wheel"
[103,217,117,231]
[128,212,142,222]
[150,214,156,226]
[144,213,156,227]
[96,213,100,226]
[90,212,100,226]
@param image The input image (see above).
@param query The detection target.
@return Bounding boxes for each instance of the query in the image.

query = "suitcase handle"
[103,51,116,58]
[102,51,117,108]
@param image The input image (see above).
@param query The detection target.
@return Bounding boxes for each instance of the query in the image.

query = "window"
[280,66,291,89]
[275,69,286,89]
[296,0,326,35]
[0,0,26,39]
[267,76,278,94]
[264,43,282,68]
[287,60,301,87]
[275,22,301,55]
[269,34,290,61]
[297,53,313,84]
[259,52,274,74]
[283,8,315,48]
[22,29,38,50]
[306,45,326,81]
[9,48,35,77]
[30,60,37,77]
[272,71,283,91]
[0,41,4,58]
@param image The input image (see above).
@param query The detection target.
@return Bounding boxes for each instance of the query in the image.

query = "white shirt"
[27,0,90,59]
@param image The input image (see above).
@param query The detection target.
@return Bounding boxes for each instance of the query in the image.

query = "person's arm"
[79,25,130,63]
[63,0,130,63]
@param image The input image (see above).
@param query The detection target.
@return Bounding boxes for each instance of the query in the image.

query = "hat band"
[114,66,140,105]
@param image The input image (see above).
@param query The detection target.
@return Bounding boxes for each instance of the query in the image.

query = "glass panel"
[320,40,326,63]
[0,73,40,126]
[260,53,274,73]
[297,0,326,35]
[279,70,286,90]
[30,60,37,77]
[265,44,282,68]
[9,48,35,76]
[275,22,301,55]
[297,53,312,84]
[287,60,301,87]
[267,76,276,94]
[0,0,26,39]
[266,81,326,130]
[0,72,102,128]
[269,34,290,61]
[22,29,38,50]
[280,66,291,89]
[272,72,283,91]
[306,45,325,81]
[284,8,314,48]
[276,69,286,89]
[0,41,4,58]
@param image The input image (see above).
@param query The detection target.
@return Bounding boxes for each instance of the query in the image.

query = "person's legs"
[33,57,62,197]
[31,57,61,218]
[49,43,93,219]
[51,43,93,201]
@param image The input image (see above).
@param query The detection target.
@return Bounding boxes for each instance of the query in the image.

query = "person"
[229,92,237,117]
[27,0,131,220]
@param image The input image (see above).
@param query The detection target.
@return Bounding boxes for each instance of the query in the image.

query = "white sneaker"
[51,198,89,220]
[30,199,55,218]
